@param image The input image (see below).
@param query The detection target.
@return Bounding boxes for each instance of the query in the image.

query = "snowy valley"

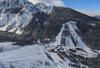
[0,0,100,68]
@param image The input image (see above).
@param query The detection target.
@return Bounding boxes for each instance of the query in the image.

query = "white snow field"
[0,42,20,52]
[0,42,73,68]
[0,44,58,68]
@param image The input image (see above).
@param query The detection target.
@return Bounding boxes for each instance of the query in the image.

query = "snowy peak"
[0,1,52,34]
[35,2,46,7]
[35,3,52,14]
[0,0,29,7]
[0,0,31,17]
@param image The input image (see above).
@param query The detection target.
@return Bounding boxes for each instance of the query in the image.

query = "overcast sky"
[28,0,100,16]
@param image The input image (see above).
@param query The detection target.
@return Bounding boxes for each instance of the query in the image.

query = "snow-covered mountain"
[0,0,100,68]
[94,15,100,19]
[0,0,52,35]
